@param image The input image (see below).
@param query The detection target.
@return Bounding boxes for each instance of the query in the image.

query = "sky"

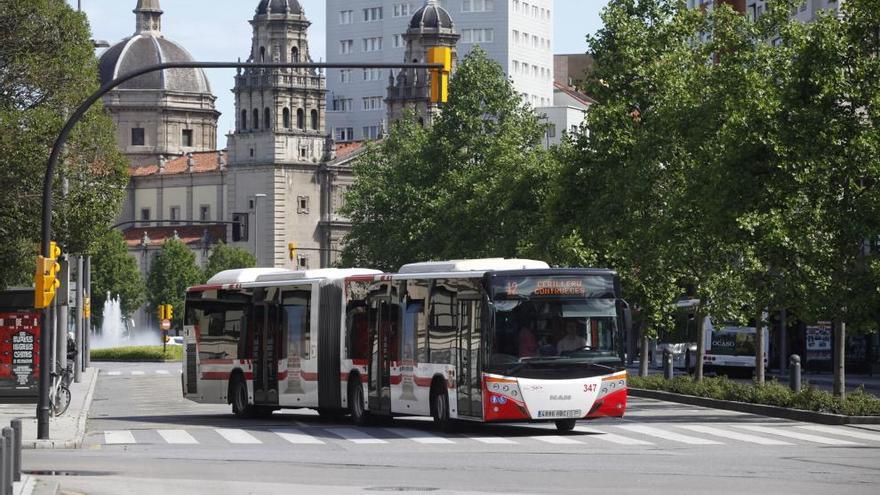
[68,0,609,140]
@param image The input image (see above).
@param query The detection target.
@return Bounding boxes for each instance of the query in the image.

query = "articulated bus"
[182,259,630,431]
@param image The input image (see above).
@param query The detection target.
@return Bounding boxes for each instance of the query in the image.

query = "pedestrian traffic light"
[428,46,452,104]
[288,242,297,262]
[34,242,62,309]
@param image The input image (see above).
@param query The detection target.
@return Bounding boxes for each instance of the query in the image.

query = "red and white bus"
[183,259,630,431]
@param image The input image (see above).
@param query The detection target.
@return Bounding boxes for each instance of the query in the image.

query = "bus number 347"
[584,384,597,393]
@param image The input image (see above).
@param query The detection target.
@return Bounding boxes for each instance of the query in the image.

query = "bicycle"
[49,360,73,417]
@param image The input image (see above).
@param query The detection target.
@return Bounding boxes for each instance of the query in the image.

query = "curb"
[630,388,880,425]
[23,368,99,450]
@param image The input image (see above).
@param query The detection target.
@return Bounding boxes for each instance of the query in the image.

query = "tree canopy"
[203,242,256,281]
[90,230,146,327]
[147,239,202,328]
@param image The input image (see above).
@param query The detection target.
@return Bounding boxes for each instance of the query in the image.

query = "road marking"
[157,430,198,444]
[468,436,518,445]
[104,431,136,444]
[155,370,170,375]
[796,425,880,443]
[388,428,455,444]
[131,371,145,376]
[736,425,860,446]
[616,425,722,445]
[272,429,325,445]
[531,435,582,445]
[215,428,262,444]
[677,425,792,446]
[105,371,121,376]
[325,428,388,444]
[575,426,654,445]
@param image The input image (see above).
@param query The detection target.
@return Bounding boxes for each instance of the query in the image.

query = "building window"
[283,108,291,129]
[297,196,310,214]
[311,109,319,131]
[170,206,181,225]
[297,109,305,130]
[253,109,260,130]
[249,148,255,158]
[461,28,494,44]
[362,126,380,140]
[264,108,271,129]
[140,208,151,224]
[363,68,383,81]
[232,213,249,242]
[131,128,145,146]
[340,40,353,54]
[362,96,383,111]
[363,7,383,22]
[393,3,411,17]
[362,37,383,52]
[241,110,248,130]
[300,147,307,158]
[291,46,299,63]
[393,34,404,48]
[547,124,556,139]
[199,205,210,221]
[298,255,309,269]
[332,98,353,112]
[463,0,494,12]
[181,129,193,147]
[336,127,354,142]
[340,69,352,83]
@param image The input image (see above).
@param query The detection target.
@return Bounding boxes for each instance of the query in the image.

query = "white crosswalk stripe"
[215,428,262,444]
[130,371,145,376]
[677,425,792,446]
[575,426,654,445]
[468,436,518,445]
[104,431,136,444]
[531,435,582,445]
[326,428,388,444]
[105,371,121,376]
[736,425,860,446]
[388,428,456,444]
[157,430,198,444]
[272,429,325,445]
[616,425,722,445]
[796,425,880,443]
[155,370,170,375]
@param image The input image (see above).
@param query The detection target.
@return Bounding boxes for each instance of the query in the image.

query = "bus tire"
[349,377,370,426]
[230,374,254,419]
[555,419,577,432]
[431,381,453,433]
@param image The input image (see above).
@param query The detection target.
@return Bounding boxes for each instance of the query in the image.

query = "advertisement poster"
[0,311,40,401]
[805,324,832,364]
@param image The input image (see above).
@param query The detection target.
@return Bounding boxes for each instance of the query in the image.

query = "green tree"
[203,242,256,281]
[0,0,129,288]
[90,230,146,328]
[147,239,201,328]
[342,48,555,270]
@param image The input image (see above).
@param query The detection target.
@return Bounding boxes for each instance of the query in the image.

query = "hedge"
[629,375,880,416]
[90,345,183,362]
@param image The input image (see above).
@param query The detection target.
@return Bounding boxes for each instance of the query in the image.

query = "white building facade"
[687,0,843,22]
[326,0,555,142]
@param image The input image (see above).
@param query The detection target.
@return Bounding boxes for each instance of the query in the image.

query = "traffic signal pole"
[36,59,444,440]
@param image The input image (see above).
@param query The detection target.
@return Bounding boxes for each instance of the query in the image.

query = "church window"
[297,109,305,130]
[241,110,248,130]
[264,108,271,129]
[253,109,260,130]
[181,129,194,147]
[292,47,300,63]
[283,108,291,129]
[200,205,211,221]
[297,196,310,214]
[131,128,145,146]
[260,46,266,62]
[311,110,319,131]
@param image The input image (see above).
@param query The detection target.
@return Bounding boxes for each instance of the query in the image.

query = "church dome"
[409,0,454,30]
[98,1,211,94]
[99,35,212,93]
[256,0,303,15]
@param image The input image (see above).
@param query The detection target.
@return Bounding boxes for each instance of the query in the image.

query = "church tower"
[228,0,330,165]
[387,0,460,127]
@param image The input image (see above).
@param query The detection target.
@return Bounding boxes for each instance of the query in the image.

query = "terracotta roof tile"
[130,150,226,177]
[335,141,367,160]
[123,224,227,248]
[554,82,597,106]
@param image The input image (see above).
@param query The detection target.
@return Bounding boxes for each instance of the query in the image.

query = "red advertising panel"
[0,311,40,401]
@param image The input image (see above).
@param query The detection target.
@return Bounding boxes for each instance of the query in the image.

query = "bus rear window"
[186,301,246,360]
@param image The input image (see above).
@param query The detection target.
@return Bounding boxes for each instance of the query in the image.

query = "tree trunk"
[833,320,846,399]
[694,310,706,382]
[639,321,650,377]
[779,309,787,372]
[755,304,765,385]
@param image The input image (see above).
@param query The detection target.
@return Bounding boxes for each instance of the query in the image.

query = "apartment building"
[326,0,555,142]
[687,0,843,21]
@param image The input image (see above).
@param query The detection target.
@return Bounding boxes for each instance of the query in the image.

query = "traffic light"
[428,46,452,104]
[158,305,167,321]
[34,242,62,309]
[83,297,91,319]
[288,242,297,262]
[166,305,173,320]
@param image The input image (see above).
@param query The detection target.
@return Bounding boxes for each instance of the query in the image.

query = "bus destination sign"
[495,276,613,299]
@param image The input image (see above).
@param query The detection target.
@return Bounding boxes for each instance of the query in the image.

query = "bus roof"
[204,268,382,287]
[206,268,295,285]
[397,258,549,274]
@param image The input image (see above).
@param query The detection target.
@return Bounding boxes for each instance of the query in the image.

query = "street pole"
[755,305,765,385]
[35,60,444,440]
[694,310,706,382]
[833,320,846,399]
[57,256,69,377]
[84,255,91,369]
[639,322,650,377]
[74,256,83,384]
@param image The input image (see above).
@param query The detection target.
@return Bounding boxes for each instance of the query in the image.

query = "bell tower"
[228,0,330,165]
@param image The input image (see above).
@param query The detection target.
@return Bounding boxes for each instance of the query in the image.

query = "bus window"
[405,280,430,363]
[282,290,310,359]
[186,301,246,360]
[429,281,457,365]
[348,306,370,360]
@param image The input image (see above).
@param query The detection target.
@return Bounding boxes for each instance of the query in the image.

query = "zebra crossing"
[103,369,181,376]
[89,422,880,450]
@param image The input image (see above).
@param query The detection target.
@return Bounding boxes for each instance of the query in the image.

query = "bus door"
[252,302,280,405]
[368,295,398,415]
[457,299,482,418]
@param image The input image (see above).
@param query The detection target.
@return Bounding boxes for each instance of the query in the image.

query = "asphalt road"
[22,362,880,495]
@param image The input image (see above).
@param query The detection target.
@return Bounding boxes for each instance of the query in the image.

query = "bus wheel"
[431,386,453,432]
[555,419,577,432]
[349,379,370,426]
[231,375,253,419]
